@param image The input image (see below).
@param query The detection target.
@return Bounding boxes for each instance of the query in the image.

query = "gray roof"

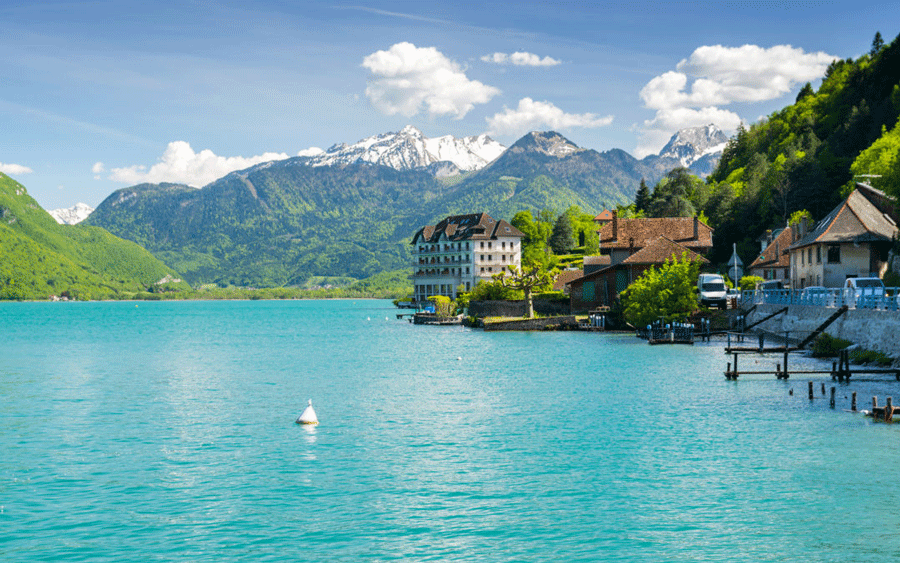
[789,184,898,250]
[411,212,525,244]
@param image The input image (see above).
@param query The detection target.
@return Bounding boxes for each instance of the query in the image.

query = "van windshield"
[702,283,726,292]
[856,279,884,288]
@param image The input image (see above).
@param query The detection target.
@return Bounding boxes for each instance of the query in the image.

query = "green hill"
[0,173,185,300]
[85,131,679,287]
[700,30,900,265]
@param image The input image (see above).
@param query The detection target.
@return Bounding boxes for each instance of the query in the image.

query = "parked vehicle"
[844,277,885,308]
[698,273,727,309]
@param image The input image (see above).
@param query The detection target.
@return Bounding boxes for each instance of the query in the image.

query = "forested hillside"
[86,131,670,286]
[0,173,185,299]
[658,31,900,266]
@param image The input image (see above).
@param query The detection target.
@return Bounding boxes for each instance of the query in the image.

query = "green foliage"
[702,31,900,266]
[620,252,702,327]
[634,178,651,212]
[788,209,813,225]
[850,120,900,198]
[849,347,892,366]
[549,212,575,254]
[427,295,454,317]
[646,168,705,218]
[811,333,853,357]
[494,264,558,318]
[739,275,765,291]
[0,173,183,301]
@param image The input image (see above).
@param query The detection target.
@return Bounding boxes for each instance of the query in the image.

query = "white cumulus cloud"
[481,51,561,67]
[362,42,500,118]
[486,98,613,136]
[109,141,290,187]
[92,162,105,174]
[636,43,837,157]
[0,162,33,175]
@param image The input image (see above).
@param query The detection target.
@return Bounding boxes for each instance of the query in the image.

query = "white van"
[845,277,885,308]
[698,273,727,309]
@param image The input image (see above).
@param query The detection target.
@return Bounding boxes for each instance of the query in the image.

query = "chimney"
[611,210,618,241]
[693,216,699,241]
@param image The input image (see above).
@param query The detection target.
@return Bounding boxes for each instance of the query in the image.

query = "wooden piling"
[808,381,814,400]
[830,386,835,408]
[832,361,837,381]
[852,391,857,411]
[821,382,826,396]
[726,361,731,380]
[887,397,894,423]
[873,396,878,411]
[783,349,789,379]
[776,362,781,379]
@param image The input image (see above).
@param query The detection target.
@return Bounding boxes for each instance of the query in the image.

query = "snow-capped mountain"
[300,125,506,175]
[49,202,94,225]
[658,124,728,168]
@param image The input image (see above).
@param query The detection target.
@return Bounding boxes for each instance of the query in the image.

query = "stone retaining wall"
[748,304,900,358]
[482,316,579,331]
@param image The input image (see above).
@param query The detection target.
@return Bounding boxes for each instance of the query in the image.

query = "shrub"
[811,333,852,357]
[739,275,764,291]
[848,348,893,366]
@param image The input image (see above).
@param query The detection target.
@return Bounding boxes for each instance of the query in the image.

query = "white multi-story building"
[410,213,525,302]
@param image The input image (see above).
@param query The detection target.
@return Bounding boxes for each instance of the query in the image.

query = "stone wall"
[748,303,900,358]
[483,316,579,331]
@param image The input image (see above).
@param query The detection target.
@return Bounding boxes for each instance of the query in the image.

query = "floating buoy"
[296,399,318,425]
[457,357,462,361]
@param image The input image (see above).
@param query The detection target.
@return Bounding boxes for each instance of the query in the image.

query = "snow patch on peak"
[49,202,94,225]
[303,126,506,175]
[659,124,729,168]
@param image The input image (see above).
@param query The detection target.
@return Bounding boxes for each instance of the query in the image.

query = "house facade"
[748,227,792,286]
[567,212,713,311]
[410,213,524,302]
[788,184,898,288]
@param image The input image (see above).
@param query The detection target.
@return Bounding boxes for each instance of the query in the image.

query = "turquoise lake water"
[2,299,900,561]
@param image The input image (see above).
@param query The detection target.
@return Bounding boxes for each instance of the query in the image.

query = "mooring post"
[733,353,738,378]
[887,397,894,423]
[852,391,857,412]
[783,349,789,379]
[726,361,731,379]
[830,386,836,408]
[832,361,837,381]
[759,332,764,351]
[821,382,826,396]
[727,332,731,349]
[776,362,781,379]
[808,381,814,400]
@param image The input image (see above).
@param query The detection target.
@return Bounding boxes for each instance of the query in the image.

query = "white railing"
[741,288,900,311]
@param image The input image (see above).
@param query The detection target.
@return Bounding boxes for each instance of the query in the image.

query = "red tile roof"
[620,236,708,265]
[749,227,792,269]
[599,216,713,250]
[412,212,525,244]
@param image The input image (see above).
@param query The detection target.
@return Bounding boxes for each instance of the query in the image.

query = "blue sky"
[0,1,895,210]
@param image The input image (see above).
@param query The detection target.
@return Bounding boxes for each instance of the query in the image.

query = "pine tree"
[871,31,884,56]
[634,178,651,212]
[548,213,575,254]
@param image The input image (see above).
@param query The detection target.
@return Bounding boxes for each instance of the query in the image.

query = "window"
[480,242,484,249]
[816,246,821,263]
[808,248,812,265]
[583,280,595,301]
[488,255,492,261]
[827,245,840,263]
[502,241,506,249]
[801,251,804,266]
[488,242,492,249]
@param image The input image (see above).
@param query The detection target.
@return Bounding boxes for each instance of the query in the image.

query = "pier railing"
[741,288,900,311]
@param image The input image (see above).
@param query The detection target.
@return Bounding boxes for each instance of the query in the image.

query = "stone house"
[788,184,898,288]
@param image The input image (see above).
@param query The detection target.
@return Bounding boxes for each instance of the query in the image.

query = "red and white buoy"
[296,399,318,425]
